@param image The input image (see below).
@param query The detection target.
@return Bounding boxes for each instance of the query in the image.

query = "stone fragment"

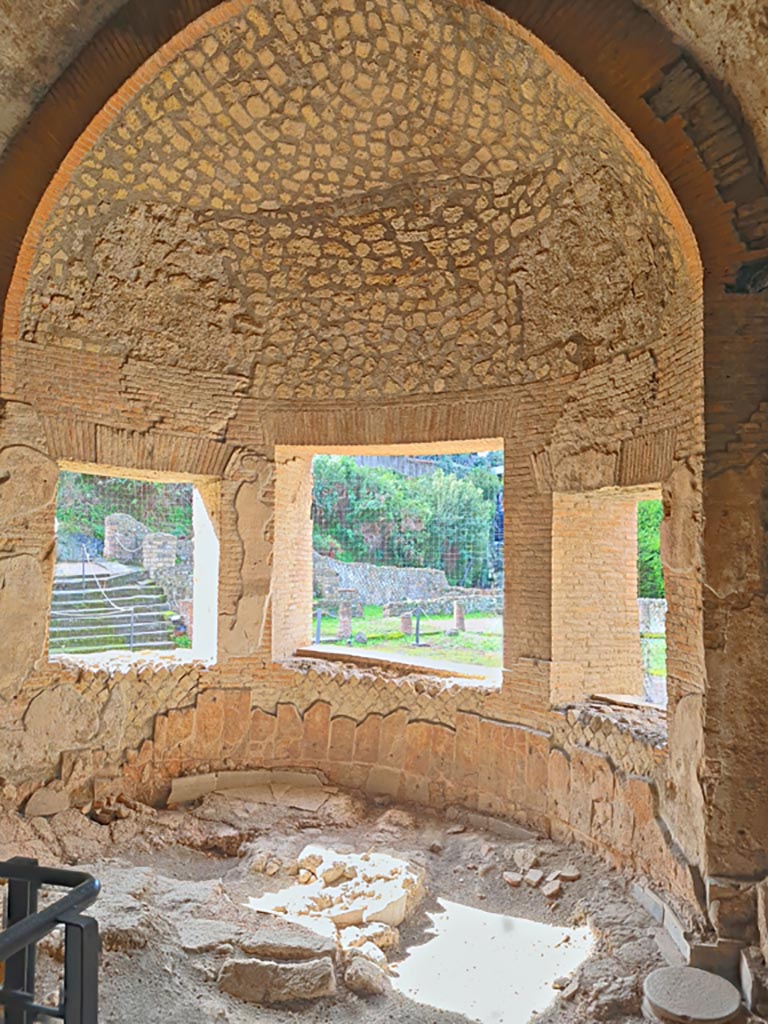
[339,922,399,953]
[25,785,70,818]
[740,946,768,1016]
[446,824,466,835]
[218,956,336,1004]
[560,865,581,882]
[264,858,281,876]
[168,773,218,806]
[542,879,562,899]
[562,978,579,1001]
[524,868,544,888]
[344,956,389,996]
[176,919,242,954]
[477,862,494,878]
[502,871,523,888]
[429,841,444,854]
[239,920,337,961]
[342,940,387,968]
[642,966,741,1023]
[514,847,539,872]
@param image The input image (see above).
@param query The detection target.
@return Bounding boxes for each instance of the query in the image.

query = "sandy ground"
[7,786,728,1024]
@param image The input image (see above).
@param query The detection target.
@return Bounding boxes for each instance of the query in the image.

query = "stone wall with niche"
[0,0,704,917]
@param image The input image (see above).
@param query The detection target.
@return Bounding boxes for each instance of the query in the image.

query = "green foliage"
[174,634,192,649]
[56,472,193,543]
[312,455,501,586]
[637,499,665,599]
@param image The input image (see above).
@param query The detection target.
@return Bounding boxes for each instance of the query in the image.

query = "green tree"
[56,472,193,542]
[311,455,499,586]
[637,499,665,599]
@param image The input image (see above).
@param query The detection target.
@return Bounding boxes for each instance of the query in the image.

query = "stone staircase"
[49,570,177,655]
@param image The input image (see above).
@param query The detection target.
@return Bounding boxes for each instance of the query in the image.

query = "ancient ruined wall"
[0,0,705,912]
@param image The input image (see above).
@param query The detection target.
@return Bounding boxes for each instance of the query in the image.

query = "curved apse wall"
[0,0,703,907]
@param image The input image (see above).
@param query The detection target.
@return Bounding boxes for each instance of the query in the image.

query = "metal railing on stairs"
[49,546,137,652]
[0,857,100,1023]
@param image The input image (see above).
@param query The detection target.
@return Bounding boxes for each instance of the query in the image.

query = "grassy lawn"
[641,634,667,677]
[313,604,502,669]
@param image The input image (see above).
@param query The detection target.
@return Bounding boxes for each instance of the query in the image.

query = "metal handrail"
[1,857,100,1023]
[77,545,136,650]
[0,862,100,962]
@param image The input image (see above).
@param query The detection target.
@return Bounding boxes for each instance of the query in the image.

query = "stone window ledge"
[290,648,501,692]
[48,649,214,671]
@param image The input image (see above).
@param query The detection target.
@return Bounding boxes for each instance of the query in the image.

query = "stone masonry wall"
[314,552,450,606]
[0,0,707,919]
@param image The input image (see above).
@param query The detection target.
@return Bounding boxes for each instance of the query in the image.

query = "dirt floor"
[4,782,736,1023]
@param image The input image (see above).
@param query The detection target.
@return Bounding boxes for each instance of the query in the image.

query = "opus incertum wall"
[0,0,712,918]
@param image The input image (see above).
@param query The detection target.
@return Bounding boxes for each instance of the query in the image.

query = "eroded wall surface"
[0,0,707,914]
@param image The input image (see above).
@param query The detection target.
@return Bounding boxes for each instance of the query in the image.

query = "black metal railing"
[0,858,100,1023]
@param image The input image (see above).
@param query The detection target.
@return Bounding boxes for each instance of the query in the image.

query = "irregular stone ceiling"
[12,0,687,414]
[0,0,766,169]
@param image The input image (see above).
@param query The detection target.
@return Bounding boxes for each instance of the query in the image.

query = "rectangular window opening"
[637,496,667,707]
[49,465,218,665]
[307,446,504,683]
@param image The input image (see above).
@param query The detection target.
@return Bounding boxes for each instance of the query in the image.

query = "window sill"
[292,644,502,689]
[48,649,215,670]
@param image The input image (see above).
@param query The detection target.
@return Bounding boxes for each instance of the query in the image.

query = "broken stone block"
[740,946,768,1016]
[341,940,387,968]
[524,868,544,888]
[542,879,562,899]
[218,955,336,1004]
[707,877,757,942]
[239,919,337,962]
[687,938,742,986]
[514,847,539,872]
[560,866,581,882]
[502,871,523,887]
[168,773,218,806]
[24,785,70,818]
[176,919,243,954]
[344,956,389,996]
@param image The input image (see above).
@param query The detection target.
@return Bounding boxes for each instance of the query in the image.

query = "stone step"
[51,598,173,610]
[49,618,174,636]
[49,638,176,654]
[52,580,164,598]
[54,571,146,588]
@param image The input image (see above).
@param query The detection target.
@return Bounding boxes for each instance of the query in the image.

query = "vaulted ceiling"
[1,1,766,168]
